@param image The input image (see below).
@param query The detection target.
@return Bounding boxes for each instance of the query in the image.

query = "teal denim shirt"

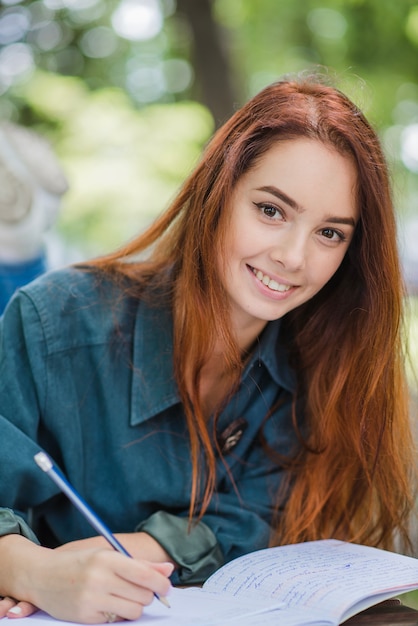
[0,268,298,584]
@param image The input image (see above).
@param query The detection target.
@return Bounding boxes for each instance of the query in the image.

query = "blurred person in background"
[0,122,68,314]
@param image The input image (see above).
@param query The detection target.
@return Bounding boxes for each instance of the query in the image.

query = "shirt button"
[218,417,248,454]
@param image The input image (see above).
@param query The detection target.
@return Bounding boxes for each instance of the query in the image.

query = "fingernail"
[8,607,22,615]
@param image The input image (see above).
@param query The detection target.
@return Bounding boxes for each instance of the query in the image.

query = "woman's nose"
[272,229,307,271]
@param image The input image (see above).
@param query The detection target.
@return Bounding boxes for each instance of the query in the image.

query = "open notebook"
[14,539,418,626]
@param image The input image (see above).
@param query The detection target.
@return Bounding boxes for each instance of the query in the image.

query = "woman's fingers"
[0,596,18,618]
[0,596,38,620]
[112,557,173,597]
[152,562,175,577]
[96,557,172,620]
[88,559,174,623]
[7,601,39,618]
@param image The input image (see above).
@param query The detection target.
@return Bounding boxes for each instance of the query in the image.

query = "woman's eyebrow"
[256,185,302,212]
[324,215,357,227]
[256,185,356,227]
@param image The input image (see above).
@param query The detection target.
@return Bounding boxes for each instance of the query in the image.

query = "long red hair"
[88,74,416,551]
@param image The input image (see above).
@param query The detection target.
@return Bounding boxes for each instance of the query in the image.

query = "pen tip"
[157,595,171,609]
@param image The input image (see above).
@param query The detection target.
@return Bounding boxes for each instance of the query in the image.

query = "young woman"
[0,74,415,624]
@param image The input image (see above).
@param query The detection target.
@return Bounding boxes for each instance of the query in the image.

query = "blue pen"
[34,451,170,609]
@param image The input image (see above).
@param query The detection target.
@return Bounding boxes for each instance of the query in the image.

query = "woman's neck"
[233,318,268,354]
[198,351,238,419]
[198,322,266,418]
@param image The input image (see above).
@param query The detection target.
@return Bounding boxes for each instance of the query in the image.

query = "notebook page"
[14,588,287,626]
[203,540,418,623]
[140,588,328,626]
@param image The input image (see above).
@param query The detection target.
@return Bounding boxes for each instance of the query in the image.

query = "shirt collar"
[243,317,296,394]
[130,300,296,426]
[131,298,179,426]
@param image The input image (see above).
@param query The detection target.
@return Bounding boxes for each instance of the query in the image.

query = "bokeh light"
[111,0,163,42]
[307,8,347,40]
[79,26,118,59]
[401,124,418,172]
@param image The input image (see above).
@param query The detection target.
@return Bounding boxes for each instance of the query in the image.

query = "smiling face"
[220,137,359,345]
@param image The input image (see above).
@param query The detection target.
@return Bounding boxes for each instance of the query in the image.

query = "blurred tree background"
[1,0,418,260]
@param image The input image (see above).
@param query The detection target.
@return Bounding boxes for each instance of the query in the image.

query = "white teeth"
[252,268,291,292]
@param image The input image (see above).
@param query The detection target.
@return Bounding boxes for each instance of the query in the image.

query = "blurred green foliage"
[14,69,213,255]
[1,0,418,259]
[400,588,418,608]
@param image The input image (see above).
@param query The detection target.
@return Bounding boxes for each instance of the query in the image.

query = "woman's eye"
[255,203,283,219]
[321,228,345,241]
[263,205,278,218]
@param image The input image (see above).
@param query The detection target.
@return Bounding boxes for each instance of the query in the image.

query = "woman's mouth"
[251,267,292,292]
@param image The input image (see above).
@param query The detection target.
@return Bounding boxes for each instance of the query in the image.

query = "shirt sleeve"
[136,512,224,585]
[0,289,57,518]
[0,508,40,543]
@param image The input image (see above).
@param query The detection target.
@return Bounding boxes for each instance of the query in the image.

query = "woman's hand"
[0,535,173,623]
[57,532,175,565]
